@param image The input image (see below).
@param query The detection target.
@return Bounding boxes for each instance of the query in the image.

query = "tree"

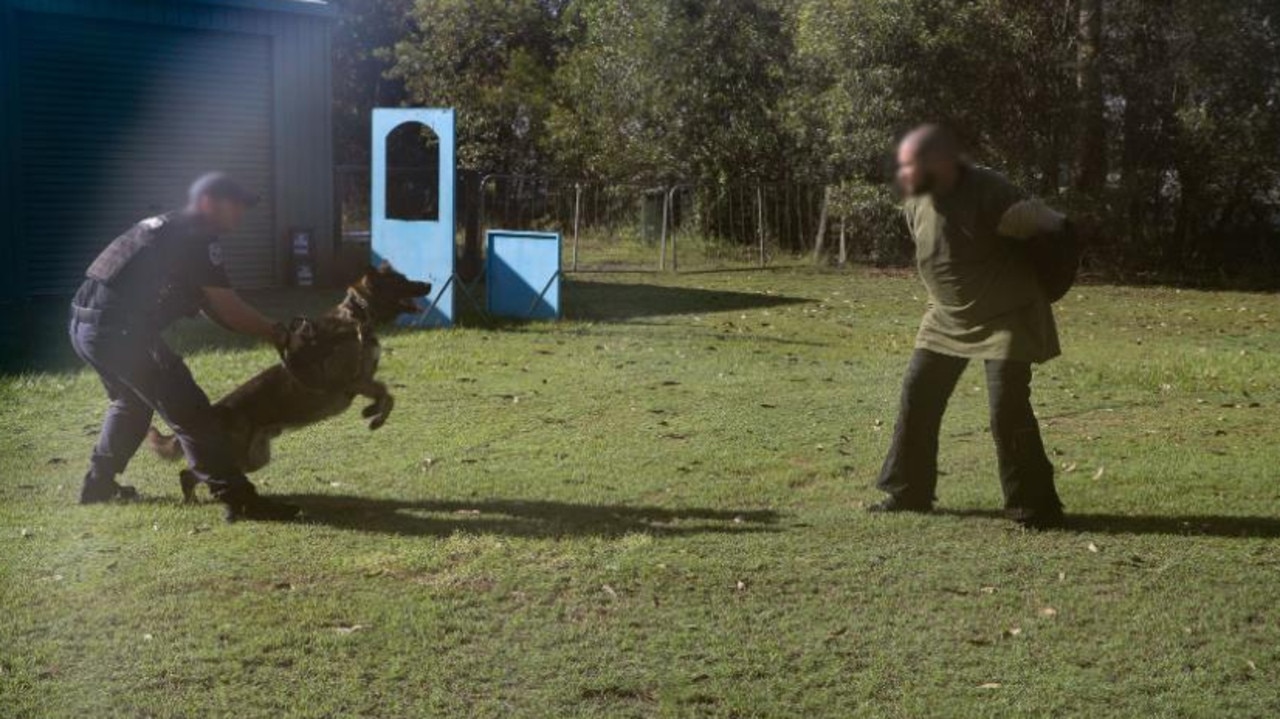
[387,0,569,173]
[1075,0,1107,194]
[548,0,792,185]
[330,0,413,166]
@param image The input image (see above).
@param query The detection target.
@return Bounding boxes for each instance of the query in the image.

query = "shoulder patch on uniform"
[208,242,224,266]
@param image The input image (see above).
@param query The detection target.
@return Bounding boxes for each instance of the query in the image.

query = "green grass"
[2,268,1279,717]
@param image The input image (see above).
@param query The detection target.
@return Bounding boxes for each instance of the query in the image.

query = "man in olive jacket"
[869,125,1068,529]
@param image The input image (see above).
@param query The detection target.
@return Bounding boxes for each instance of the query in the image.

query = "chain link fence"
[479,175,668,273]
[337,167,904,277]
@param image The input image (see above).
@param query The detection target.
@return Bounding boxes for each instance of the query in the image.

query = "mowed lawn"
[2,268,1279,718]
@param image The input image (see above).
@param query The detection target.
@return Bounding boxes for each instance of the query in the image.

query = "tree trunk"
[1075,0,1107,194]
[812,185,830,264]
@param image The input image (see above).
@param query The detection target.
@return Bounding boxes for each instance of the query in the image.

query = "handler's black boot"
[79,472,140,505]
[218,485,299,523]
[1009,506,1067,531]
[866,495,933,514]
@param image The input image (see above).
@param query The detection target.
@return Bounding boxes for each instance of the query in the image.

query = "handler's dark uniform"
[875,165,1063,521]
[70,210,253,502]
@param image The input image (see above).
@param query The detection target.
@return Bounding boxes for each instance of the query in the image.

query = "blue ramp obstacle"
[486,230,562,320]
[371,108,455,327]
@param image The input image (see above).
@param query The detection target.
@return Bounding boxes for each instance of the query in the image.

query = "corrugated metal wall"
[0,3,16,300]
[0,0,334,298]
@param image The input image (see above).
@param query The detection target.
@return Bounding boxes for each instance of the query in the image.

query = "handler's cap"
[188,172,261,207]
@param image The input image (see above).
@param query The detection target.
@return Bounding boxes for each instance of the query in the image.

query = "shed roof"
[181,0,336,18]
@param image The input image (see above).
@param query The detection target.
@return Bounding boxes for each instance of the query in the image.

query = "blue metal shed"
[0,0,336,299]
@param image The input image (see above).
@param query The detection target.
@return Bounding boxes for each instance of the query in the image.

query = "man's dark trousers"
[876,348,1062,514]
[69,315,253,497]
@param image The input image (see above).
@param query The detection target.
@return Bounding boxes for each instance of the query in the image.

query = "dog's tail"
[145,426,184,461]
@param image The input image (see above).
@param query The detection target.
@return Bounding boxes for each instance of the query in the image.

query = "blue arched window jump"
[384,121,440,222]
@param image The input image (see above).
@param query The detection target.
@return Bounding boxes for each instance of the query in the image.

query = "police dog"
[147,263,431,500]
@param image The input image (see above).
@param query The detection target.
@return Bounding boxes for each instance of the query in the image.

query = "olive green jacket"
[903,165,1061,363]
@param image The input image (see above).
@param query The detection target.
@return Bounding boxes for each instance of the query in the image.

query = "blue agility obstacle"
[486,230,562,320]
[371,108,456,327]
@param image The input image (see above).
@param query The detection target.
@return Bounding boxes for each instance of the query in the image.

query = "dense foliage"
[333,0,1280,281]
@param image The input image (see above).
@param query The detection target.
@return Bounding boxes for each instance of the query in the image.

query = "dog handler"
[69,173,299,521]
[869,125,1068,529]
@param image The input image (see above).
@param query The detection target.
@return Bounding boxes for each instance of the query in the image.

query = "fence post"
[668,186,680,273]
[756,184,765,268]
[838,216,848,267]
[571,182,582,273]
[659,187,670,271]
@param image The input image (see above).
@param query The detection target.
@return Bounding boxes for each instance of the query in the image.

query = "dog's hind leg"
[355,380,394,430]
[147,426,185,461]
[243,430,273,473]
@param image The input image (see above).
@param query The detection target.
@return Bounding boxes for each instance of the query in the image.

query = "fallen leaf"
[601,584,618,599]
[19,528,32,539]
[1092,466,1106,481]
[735,580,748,592]
[1062,462,1078,473]
[979,586,997,594]
[978,682,1002,690]
[1087,542,1100,553]
[1039,607,1058,618]
[1002,627,1023,638]
[332,624,367,635]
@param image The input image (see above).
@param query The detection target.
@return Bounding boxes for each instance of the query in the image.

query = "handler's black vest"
[74,211,214,331]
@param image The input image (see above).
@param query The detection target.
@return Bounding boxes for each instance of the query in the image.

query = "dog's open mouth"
[399,282,432,314]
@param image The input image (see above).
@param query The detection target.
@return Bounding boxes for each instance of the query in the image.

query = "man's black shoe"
[866,496,933,514]
[79,478,140,505]
[220,489,300,523]
[1010,507,1068,531]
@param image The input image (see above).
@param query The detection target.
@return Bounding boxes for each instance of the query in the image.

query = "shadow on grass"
[940,508,1280,538]
[279,493,781,539]
[563,279,809,322]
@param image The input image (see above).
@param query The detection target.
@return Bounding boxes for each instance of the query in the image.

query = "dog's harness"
[277,288,378,393]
